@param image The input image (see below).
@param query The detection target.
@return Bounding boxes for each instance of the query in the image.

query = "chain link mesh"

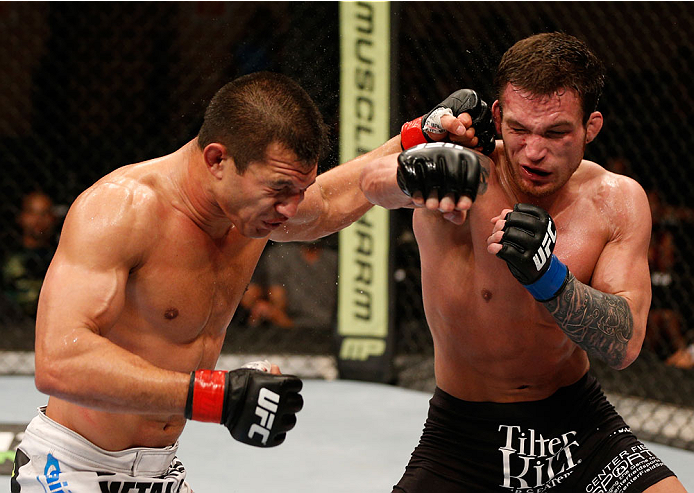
[0,2,340,373]
[1,2,693,449]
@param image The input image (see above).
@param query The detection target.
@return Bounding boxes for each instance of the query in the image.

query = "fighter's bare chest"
[415,192,608,292]
[481,203,604,281]
[124,225,266,340]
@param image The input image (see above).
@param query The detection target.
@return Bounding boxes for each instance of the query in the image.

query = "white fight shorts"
[11,407,192,493]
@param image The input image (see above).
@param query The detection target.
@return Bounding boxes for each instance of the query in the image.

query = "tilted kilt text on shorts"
[393,373,676,493]
[11,407,192,493]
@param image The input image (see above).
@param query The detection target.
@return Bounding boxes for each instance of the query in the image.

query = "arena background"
[1,1,693,452]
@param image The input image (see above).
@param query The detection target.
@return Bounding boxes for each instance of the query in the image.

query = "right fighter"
[360,32,686,492]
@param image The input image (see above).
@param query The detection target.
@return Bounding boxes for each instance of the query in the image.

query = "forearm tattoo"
[543,273,633,367]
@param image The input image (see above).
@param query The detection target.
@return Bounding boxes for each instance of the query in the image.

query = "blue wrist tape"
[523,255,569,302]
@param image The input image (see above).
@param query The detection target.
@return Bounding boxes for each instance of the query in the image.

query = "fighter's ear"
[585,111,603,144]
[202,143,230,179]
[491,100,502,135]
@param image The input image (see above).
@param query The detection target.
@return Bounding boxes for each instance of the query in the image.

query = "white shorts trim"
[24,407,179,476]
[13,407,191,492]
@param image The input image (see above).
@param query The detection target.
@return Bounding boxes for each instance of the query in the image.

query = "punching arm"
[542,274,633,368]
[492,202,646,369]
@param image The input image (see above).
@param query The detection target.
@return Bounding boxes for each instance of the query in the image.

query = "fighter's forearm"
[543,272,634,368]
[35,329,190,414]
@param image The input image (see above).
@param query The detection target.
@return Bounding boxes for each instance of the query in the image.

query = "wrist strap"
[186,370,227,423]
[523,255,569,302]
[401,116,428,150]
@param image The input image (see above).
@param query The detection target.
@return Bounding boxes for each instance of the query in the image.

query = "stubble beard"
[503,142,584,199]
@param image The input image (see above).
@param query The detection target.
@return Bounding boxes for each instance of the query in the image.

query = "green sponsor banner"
[337,1,393,382]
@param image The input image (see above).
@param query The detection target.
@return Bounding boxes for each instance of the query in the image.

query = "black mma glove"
[496,203,570,301]
[397,142,483,203]
[400,89,496,155]
[185,368,303,447]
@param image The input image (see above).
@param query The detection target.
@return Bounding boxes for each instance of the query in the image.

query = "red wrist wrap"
[400,116,427,150]
[190,370,227,423]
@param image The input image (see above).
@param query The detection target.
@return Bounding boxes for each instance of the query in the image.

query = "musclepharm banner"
[337,1,393,383]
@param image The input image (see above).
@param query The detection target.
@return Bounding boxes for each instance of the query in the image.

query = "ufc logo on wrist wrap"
[533,220,557,271]
[248,388,280,445]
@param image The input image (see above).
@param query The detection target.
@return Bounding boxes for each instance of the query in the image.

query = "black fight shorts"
[393,373,675,493]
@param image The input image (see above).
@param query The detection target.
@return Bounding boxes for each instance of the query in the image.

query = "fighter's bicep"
[590,183,652,326]
[38,252,129,337]
[591,237,650,308]
[37,185,146,338]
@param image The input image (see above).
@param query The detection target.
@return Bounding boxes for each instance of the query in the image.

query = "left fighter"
[11,71,442,492]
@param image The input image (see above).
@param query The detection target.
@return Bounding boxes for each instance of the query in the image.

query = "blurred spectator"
[2,191,58,318]
[646,227,694,368]
[231,259,269,329]
[644,189,694,369]
[246,240,338,331]
[647,189,694,226]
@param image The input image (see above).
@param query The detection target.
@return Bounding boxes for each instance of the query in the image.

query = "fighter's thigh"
[392,466,488,493]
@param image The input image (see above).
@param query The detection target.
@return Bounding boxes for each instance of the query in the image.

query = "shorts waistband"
[432,372,599,420]
[26,407,178,477]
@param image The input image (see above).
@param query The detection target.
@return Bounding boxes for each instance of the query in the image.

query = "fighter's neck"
[170,140,235,240]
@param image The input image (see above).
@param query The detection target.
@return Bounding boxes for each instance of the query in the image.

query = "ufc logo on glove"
[532,220,558,271]
[249,388,281,445]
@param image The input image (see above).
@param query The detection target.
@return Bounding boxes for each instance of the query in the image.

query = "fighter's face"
[223,142,317,238]
[493,84,602,198]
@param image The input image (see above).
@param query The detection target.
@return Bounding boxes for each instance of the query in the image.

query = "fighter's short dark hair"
[198,72,329,173]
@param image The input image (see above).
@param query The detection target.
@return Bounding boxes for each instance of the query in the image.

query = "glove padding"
[225,369,303,447]
[401,89,496,155]
[496,204,569,301]
[186,369,303,448]
[397,142,482,203]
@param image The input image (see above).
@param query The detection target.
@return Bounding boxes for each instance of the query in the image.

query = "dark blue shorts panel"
[393,373,675,493]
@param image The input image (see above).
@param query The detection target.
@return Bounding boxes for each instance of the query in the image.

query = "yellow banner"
[338,2,391,368]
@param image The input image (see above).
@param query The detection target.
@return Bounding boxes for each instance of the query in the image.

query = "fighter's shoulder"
[581,160,646,203]
[77,165,164,214]
[65,165,166,246]
[579,160,650,233]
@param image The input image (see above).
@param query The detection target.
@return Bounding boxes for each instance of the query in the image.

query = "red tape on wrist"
[400,116,427,150]
[189,370,227,423]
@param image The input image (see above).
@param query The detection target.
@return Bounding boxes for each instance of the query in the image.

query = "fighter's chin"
[245,227,272,239]
[244,221,283,239]
[518,179,562,198]
[234,222,267,239]
[520,186,554,198]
